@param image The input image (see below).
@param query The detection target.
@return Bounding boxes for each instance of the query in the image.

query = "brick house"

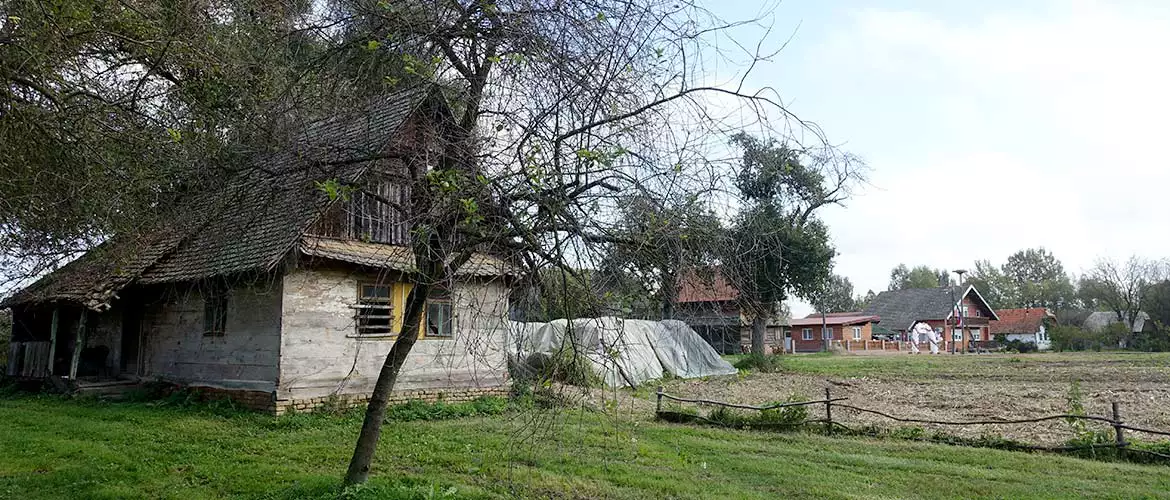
[863,285,998,352]
[990,308,1055,350]
[786,313,881,353]
[1,86,516,413]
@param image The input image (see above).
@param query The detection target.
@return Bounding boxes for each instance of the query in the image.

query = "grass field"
[801,351,1170,380]
[3,393,1170,499]
[725,351,1170,381]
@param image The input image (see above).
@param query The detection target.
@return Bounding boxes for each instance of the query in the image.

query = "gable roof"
[789,314,880,327]
[3,86,446,311]
[863,285,998,332]
[1083,311,1150,333]
[990,308,1053,334]
[677,268,738,303]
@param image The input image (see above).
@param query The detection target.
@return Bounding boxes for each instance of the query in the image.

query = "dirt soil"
[578,353,1170,445]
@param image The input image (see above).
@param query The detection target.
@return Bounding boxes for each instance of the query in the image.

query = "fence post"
[656,386,664,415]
[824,387,833,435]
[1112,400,1126,457]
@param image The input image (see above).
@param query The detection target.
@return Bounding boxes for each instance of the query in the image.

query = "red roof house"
[990,308,1055,349]
[787,313,881,352]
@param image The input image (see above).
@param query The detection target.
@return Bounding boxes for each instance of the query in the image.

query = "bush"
[1050,325,1109,352]
[757,397,809,428]
[1000,339,1038,353]
[733,354,784,373]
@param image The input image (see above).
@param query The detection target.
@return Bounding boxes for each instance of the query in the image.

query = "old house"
[675,268,789,354]
[863,285,998,352]
[786,313,881,353]
[990,308,1055,350]
[2,86,516,413]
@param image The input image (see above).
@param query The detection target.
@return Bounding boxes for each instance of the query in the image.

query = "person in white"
[912,321,938,355]
[907,323,921,354]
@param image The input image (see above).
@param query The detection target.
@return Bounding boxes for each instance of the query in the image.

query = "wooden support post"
[881,339,886,351]
[69,310,87,380]
[47,307,59,376]
[1112,401,1126,457]
[656,386,664,415]
[824,387,833,435]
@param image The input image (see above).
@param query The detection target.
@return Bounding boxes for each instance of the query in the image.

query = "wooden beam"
[69,310,87,380]
[47,307,59,376]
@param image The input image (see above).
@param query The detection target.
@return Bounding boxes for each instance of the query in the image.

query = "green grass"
[727,351,1170,382]
[2,395,1170,499]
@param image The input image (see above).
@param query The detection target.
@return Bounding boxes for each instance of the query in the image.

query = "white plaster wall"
[140,279,283,391]
[278,267,510,401]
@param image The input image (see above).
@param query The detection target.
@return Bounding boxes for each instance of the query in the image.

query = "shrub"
[707,406,747,427]
[757,397,809,428]
[733,354,784,373]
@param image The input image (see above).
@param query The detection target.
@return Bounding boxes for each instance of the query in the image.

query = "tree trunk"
[661,270,676,320]
[343,281,432,486]
[751,315,766,355]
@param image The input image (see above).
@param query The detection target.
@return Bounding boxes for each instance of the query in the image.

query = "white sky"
[705,0,1170,317]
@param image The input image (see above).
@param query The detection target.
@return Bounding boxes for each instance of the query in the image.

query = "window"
[425,287,454,338]
[822,327,832,340]
[960,305,969,317]
[952,328,962,341]
[802,328,813,340]
[852,326,862,340]
[355,284,393,336]
[203,283,228,337]
[972,329,982,341]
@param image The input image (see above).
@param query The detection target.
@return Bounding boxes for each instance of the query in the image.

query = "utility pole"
[821,309,829,352]
[955,269,968,353]
[949,284,957,355]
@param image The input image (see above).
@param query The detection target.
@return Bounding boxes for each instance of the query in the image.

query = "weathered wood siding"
[139,279,283,391]
[278,266,510,401]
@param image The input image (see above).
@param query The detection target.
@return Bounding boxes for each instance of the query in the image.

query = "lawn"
[3,395,1170,499]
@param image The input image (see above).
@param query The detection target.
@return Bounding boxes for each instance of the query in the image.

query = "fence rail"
[654,386,1170,462]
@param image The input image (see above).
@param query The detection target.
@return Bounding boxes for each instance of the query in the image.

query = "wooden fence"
[655,386,1170,461]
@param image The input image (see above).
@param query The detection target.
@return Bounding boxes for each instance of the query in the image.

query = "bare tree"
[336,0,816,485]
[1080,256,1168,347]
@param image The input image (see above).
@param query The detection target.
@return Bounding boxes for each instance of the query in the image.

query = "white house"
[990,308,1054,350]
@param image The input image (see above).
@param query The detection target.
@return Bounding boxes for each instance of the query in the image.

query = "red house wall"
[791,323,873,352]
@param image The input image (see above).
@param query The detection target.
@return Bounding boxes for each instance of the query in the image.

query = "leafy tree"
[0,0,418,291]
[601,193,723,319]
[855,289,877,310]
[967,260,1010,309]
[888,264,948,290]
[1137,280,1170,352]
[722,133,862,355]
[812,274,858,313]
[1002,248,1076,309]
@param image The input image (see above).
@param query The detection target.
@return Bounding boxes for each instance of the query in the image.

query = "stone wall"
[139,277,283,392]
[277,265,511,403]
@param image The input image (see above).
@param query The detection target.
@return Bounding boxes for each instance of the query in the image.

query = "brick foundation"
[188,384,511,415]
[273,386,511,415]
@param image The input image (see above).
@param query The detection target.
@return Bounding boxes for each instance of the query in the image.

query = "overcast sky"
[704,0,1170,317]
